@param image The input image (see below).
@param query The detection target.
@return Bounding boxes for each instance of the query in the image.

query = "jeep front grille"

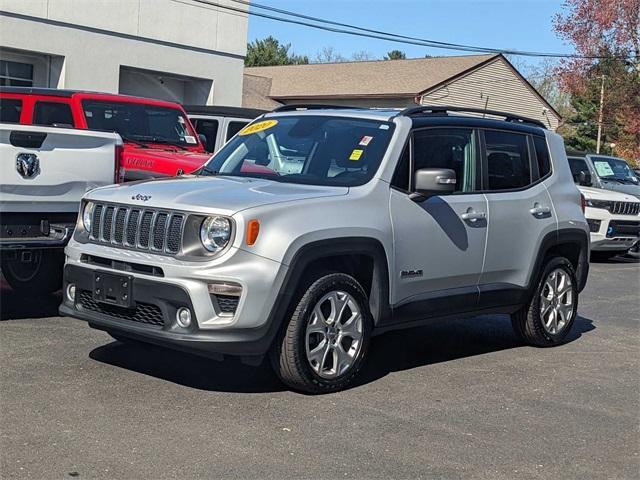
[611,202,640,216]
[89,203,184,255]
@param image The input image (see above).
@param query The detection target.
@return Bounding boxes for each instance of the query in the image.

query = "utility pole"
[596,74,605,154]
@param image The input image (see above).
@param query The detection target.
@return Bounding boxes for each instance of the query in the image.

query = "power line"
[210,0,636,61]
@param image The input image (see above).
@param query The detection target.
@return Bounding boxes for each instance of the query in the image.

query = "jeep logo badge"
[131,194,152,202]
[16,153,40,179]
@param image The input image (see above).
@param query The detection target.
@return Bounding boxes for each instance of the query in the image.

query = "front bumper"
[60,240,287,357]
[585,209,640,251]
[60,263,277,357]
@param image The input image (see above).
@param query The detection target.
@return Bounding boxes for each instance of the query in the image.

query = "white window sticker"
[594,161,614,177]
[359,135,373,146]
[184,135,197,144]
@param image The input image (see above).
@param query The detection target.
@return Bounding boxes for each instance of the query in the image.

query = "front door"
[389,127,487,322]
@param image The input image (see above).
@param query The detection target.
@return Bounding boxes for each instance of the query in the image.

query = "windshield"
[199,115,395,186]
[590,156,639,184]
[82,100,199,147]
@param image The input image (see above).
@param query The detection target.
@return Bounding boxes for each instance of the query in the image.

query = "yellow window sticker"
[349,149,364,161]
[238,119,278,136]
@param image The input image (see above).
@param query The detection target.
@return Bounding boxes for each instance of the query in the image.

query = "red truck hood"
[121,144,211,178]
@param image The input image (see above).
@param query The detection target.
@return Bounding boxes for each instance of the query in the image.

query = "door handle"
[530,204,551,216]
[460,211,486,222]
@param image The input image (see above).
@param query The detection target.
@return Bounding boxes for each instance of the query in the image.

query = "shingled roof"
[244,54,497,100]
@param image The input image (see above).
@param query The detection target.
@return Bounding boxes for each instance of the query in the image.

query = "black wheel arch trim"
[527,227,589,296]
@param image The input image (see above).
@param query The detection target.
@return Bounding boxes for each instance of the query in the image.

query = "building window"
[0,60,33,87]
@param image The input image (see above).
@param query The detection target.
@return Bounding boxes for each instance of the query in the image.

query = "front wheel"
[1,250,63,294]
[511,256,578,347]
[270,273,372,393]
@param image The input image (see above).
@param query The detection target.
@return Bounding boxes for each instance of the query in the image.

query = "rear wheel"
[511,256,578,347]
[1,250,63,294]
[270,273,372,393]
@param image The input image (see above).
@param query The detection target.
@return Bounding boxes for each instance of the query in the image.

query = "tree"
[314,46,346,63]
[351,50,375,61]
[553,0,639,162]
[384,50,407,60]
[245,36,309,67]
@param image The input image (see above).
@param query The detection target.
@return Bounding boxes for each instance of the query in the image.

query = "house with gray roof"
[243,54,561,130]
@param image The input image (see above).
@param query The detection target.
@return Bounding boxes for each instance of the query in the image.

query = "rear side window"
[485,130,531,190]
[192,118,219,153]
[533,136,551,177]
[0,98,22,123]
[226,121,248,141]
[33,101,74,127]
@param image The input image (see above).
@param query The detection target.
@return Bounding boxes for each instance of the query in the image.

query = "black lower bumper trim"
[59,264,273,357]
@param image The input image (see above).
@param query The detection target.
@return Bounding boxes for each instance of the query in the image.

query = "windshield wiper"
[121,136,149,148]
[602,177,627,184]
[124,135,189,150]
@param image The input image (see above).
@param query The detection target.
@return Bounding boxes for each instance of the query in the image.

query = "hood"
[86,175,349,215]
[121,144,211,175]
[596,180,640,200]
[578,186,639,202]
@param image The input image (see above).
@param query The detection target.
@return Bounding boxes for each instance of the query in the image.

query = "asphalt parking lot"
[1,257,638,479]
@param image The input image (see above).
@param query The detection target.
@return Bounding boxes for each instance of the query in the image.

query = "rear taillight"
[115,144,125,183]
[580,193,586,214]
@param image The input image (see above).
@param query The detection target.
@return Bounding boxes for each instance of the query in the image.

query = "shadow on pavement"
[89,314,595,394]
[0,276,62,321]
[89,340,285,393]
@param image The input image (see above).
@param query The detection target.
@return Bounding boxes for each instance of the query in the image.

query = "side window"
[33,101,74,127]
[226,121,248,141]
[0,98,22,123]
[568,157,590,184]
[533,136,551,178]
[485,130,531,190]
[191,118,219,153]
[412,128,476,193]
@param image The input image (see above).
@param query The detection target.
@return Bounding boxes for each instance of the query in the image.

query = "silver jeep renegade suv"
[60,105,590,393]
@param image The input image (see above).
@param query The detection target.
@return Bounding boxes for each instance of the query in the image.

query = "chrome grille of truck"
[611,202,640,216]
[89,204,184,255]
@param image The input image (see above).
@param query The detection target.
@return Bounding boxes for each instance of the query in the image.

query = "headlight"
[200,216,232,253]
[585,199,612,210]
[82,202,95,232]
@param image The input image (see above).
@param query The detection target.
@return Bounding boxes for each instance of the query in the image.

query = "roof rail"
[397,105,547,129]
[272,104,359,112]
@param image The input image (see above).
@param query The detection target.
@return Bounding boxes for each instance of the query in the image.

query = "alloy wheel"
[540,268,574,335]
[305,290,364,379]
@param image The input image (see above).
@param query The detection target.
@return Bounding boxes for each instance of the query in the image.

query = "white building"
[0,0,248,105]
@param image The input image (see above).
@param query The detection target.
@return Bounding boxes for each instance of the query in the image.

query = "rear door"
[479,130,557,303]
[0,124,120,213]
[389,127,487,320]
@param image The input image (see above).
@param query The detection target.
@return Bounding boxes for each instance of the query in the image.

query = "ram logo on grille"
[89,203,184,255]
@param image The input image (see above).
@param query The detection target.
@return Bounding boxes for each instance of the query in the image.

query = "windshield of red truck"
[82,100,199,147]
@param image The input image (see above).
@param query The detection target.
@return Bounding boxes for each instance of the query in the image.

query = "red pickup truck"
[0,87,211,181]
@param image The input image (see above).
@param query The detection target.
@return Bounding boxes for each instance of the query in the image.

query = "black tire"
[270,273,372,394]
[1,250,63,294]
[511,256,578,347]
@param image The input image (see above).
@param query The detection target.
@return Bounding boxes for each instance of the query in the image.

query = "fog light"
[66,283,76,302]
[176,307,192,328]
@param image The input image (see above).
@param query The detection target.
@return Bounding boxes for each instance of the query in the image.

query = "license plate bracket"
[93,272,134,308]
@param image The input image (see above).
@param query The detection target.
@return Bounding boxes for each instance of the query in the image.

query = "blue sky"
[247,0,574,68]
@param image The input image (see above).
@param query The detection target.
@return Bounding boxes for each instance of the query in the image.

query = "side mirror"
[412,168,456,199]
[198,133,208,146]
[578,170,592,186]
